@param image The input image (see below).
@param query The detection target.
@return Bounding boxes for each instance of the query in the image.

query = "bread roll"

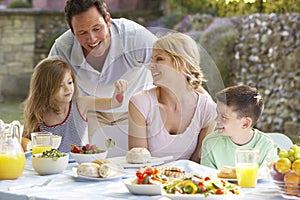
[77,163,100,178]
[217,166,237,179]
[98,164,112,178]
[126,147,151,164]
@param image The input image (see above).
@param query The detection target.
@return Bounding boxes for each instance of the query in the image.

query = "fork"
[8,179,52,191]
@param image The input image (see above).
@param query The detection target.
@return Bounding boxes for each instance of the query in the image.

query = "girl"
[22,56,128,152]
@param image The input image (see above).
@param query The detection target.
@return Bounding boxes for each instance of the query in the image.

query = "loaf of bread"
[217,166,237,179]
[77,163,100,178]
[126,147,151,164]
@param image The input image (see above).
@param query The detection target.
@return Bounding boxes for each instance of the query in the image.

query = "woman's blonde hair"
[23,57,77,138]
[153,32,206,91]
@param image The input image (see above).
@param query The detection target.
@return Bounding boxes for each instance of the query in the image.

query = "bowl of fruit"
[269,144,300,199]
[70,144,107,164]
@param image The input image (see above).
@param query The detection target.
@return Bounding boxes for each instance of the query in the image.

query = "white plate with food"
[162,193,241,200]
[123,178,163,195]
[72,162,126,181]
[108,156,173,168]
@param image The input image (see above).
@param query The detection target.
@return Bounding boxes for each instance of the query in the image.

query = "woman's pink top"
[130,87,216,160]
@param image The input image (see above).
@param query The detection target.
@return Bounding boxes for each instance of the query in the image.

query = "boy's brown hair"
[215,85,264,126]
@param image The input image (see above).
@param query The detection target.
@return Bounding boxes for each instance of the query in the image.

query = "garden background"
[0,0,299,141]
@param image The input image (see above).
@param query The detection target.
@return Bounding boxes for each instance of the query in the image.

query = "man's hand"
[112,79,128,107]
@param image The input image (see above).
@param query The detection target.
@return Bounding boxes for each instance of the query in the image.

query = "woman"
[128,33,216,162]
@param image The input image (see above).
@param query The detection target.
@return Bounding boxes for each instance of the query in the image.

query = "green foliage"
[263,0,300,14]
[165,0,300,17]
[45,32,63,49]
[7,0,32,8]
[161,10,185,29]
[199,20,239,87]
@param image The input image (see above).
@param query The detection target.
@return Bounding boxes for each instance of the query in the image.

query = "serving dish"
[108,156,173,168]
[72,162,126,181]
[70,150,107,164]
[72,167,125,181]
[31,153,69,175]
[123,178,163,195]
[162,192,241,200]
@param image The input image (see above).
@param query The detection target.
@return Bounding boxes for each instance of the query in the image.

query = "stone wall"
[232,13,300,137]
[0,8,161,101]
[0,9,35,100]
[0,10,299,136]
[168,13,300,138]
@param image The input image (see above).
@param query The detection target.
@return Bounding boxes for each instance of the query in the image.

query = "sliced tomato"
[215,188,224,195]
[144,167,154,176]
[136,170,143,179]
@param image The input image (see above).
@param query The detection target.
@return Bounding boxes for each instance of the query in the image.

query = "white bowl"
[31,153,69,175]
[70,151,107,164]
[52,135,62,149]
[123,178,162,195]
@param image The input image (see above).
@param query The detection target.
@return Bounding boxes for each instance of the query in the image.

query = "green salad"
[33,149,67,161]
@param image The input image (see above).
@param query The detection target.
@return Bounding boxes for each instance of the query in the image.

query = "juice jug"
[0,120,26,180]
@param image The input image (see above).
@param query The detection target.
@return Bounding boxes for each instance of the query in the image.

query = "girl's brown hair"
[23,57,77,138]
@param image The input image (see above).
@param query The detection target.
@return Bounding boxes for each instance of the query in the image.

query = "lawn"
[0,100,24,124]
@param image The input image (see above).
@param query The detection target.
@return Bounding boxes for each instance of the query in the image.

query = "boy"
[201,85,277,169]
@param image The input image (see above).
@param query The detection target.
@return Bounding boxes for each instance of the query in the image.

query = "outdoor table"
[0,156,286,200]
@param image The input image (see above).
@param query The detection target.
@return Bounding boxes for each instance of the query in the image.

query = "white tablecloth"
[0,157,286,200]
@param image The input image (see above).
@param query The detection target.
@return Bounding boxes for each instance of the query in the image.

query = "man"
[49,0,156,156]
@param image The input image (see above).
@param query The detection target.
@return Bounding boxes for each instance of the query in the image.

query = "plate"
[162,193,240,200]
[219,178,238,182]
[220,176,265,183]
[123,178,162,195]
[72,166,126,181]
[108,156,172,168]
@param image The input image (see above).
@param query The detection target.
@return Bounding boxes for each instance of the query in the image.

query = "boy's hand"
[112,79,128,106]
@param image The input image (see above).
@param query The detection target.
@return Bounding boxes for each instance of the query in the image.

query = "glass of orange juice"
[235,148,259,188]
[31,132,53,155]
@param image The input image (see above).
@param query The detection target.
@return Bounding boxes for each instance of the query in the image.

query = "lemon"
[275,157,291,173]
[292,160,300,174]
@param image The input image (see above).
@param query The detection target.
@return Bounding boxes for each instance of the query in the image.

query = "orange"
[275,158,291,173]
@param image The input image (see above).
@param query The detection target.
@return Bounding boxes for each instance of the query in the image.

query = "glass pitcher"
[0,119,26,180]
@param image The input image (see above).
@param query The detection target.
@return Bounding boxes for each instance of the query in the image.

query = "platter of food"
[123,178,163,195]
[72,161,126,181]
[123,166,179,195]
[162,176,241,200]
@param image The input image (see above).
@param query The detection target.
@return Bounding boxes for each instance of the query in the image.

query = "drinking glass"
[235,148,259,188]
[31,132,53,155]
